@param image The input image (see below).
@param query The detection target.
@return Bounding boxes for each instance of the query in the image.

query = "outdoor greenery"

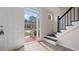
[24,30,31,36]
[24,16,36,36]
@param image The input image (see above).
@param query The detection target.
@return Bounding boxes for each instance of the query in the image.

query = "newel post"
[57,16,60,32]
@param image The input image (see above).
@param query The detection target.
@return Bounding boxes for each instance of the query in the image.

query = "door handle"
[0,30,4,35]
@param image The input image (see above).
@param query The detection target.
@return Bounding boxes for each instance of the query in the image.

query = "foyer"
[0,7,79,51]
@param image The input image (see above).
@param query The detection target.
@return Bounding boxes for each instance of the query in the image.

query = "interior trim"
[59,43,78,51]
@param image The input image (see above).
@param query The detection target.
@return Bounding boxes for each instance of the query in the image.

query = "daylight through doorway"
[24,8,38,43]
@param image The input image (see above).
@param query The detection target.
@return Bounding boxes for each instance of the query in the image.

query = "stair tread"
[43,38,57,45]
[44,36,57,42]
[46,36,57,39]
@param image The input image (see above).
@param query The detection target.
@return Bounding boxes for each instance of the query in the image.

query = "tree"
[24,19,27,23]
[29,16,36,28]
[29,16,36,23]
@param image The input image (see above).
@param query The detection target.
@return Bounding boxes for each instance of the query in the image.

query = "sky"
[24,8,38,20]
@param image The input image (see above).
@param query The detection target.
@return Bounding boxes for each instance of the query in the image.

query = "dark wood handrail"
[59,7,73,20]
[57,7,74,32]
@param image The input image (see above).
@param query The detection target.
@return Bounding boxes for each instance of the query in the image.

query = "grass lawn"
[24,30,31,36]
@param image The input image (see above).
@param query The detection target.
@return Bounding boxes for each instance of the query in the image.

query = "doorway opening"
[24,8,39,43]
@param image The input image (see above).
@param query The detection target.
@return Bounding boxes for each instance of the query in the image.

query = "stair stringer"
[57,24,79,51]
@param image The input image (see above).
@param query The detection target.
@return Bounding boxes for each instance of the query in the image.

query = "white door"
[0,8,8,50]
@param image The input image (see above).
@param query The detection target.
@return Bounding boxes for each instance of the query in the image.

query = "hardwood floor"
[40,40,73,51]
[24,41,47,51]
[16,40,73,51]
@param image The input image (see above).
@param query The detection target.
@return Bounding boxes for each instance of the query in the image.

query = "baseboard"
[9,45,24,51]
[59,43,79,51]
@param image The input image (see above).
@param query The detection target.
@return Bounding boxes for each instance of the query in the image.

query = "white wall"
[0,7,24,50]
[39,8,54,41]
[58,26,79,50]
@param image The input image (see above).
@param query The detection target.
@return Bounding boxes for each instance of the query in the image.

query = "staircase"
[43,7,79,45]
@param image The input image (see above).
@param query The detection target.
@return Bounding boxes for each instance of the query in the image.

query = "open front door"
[24,8,39,43]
